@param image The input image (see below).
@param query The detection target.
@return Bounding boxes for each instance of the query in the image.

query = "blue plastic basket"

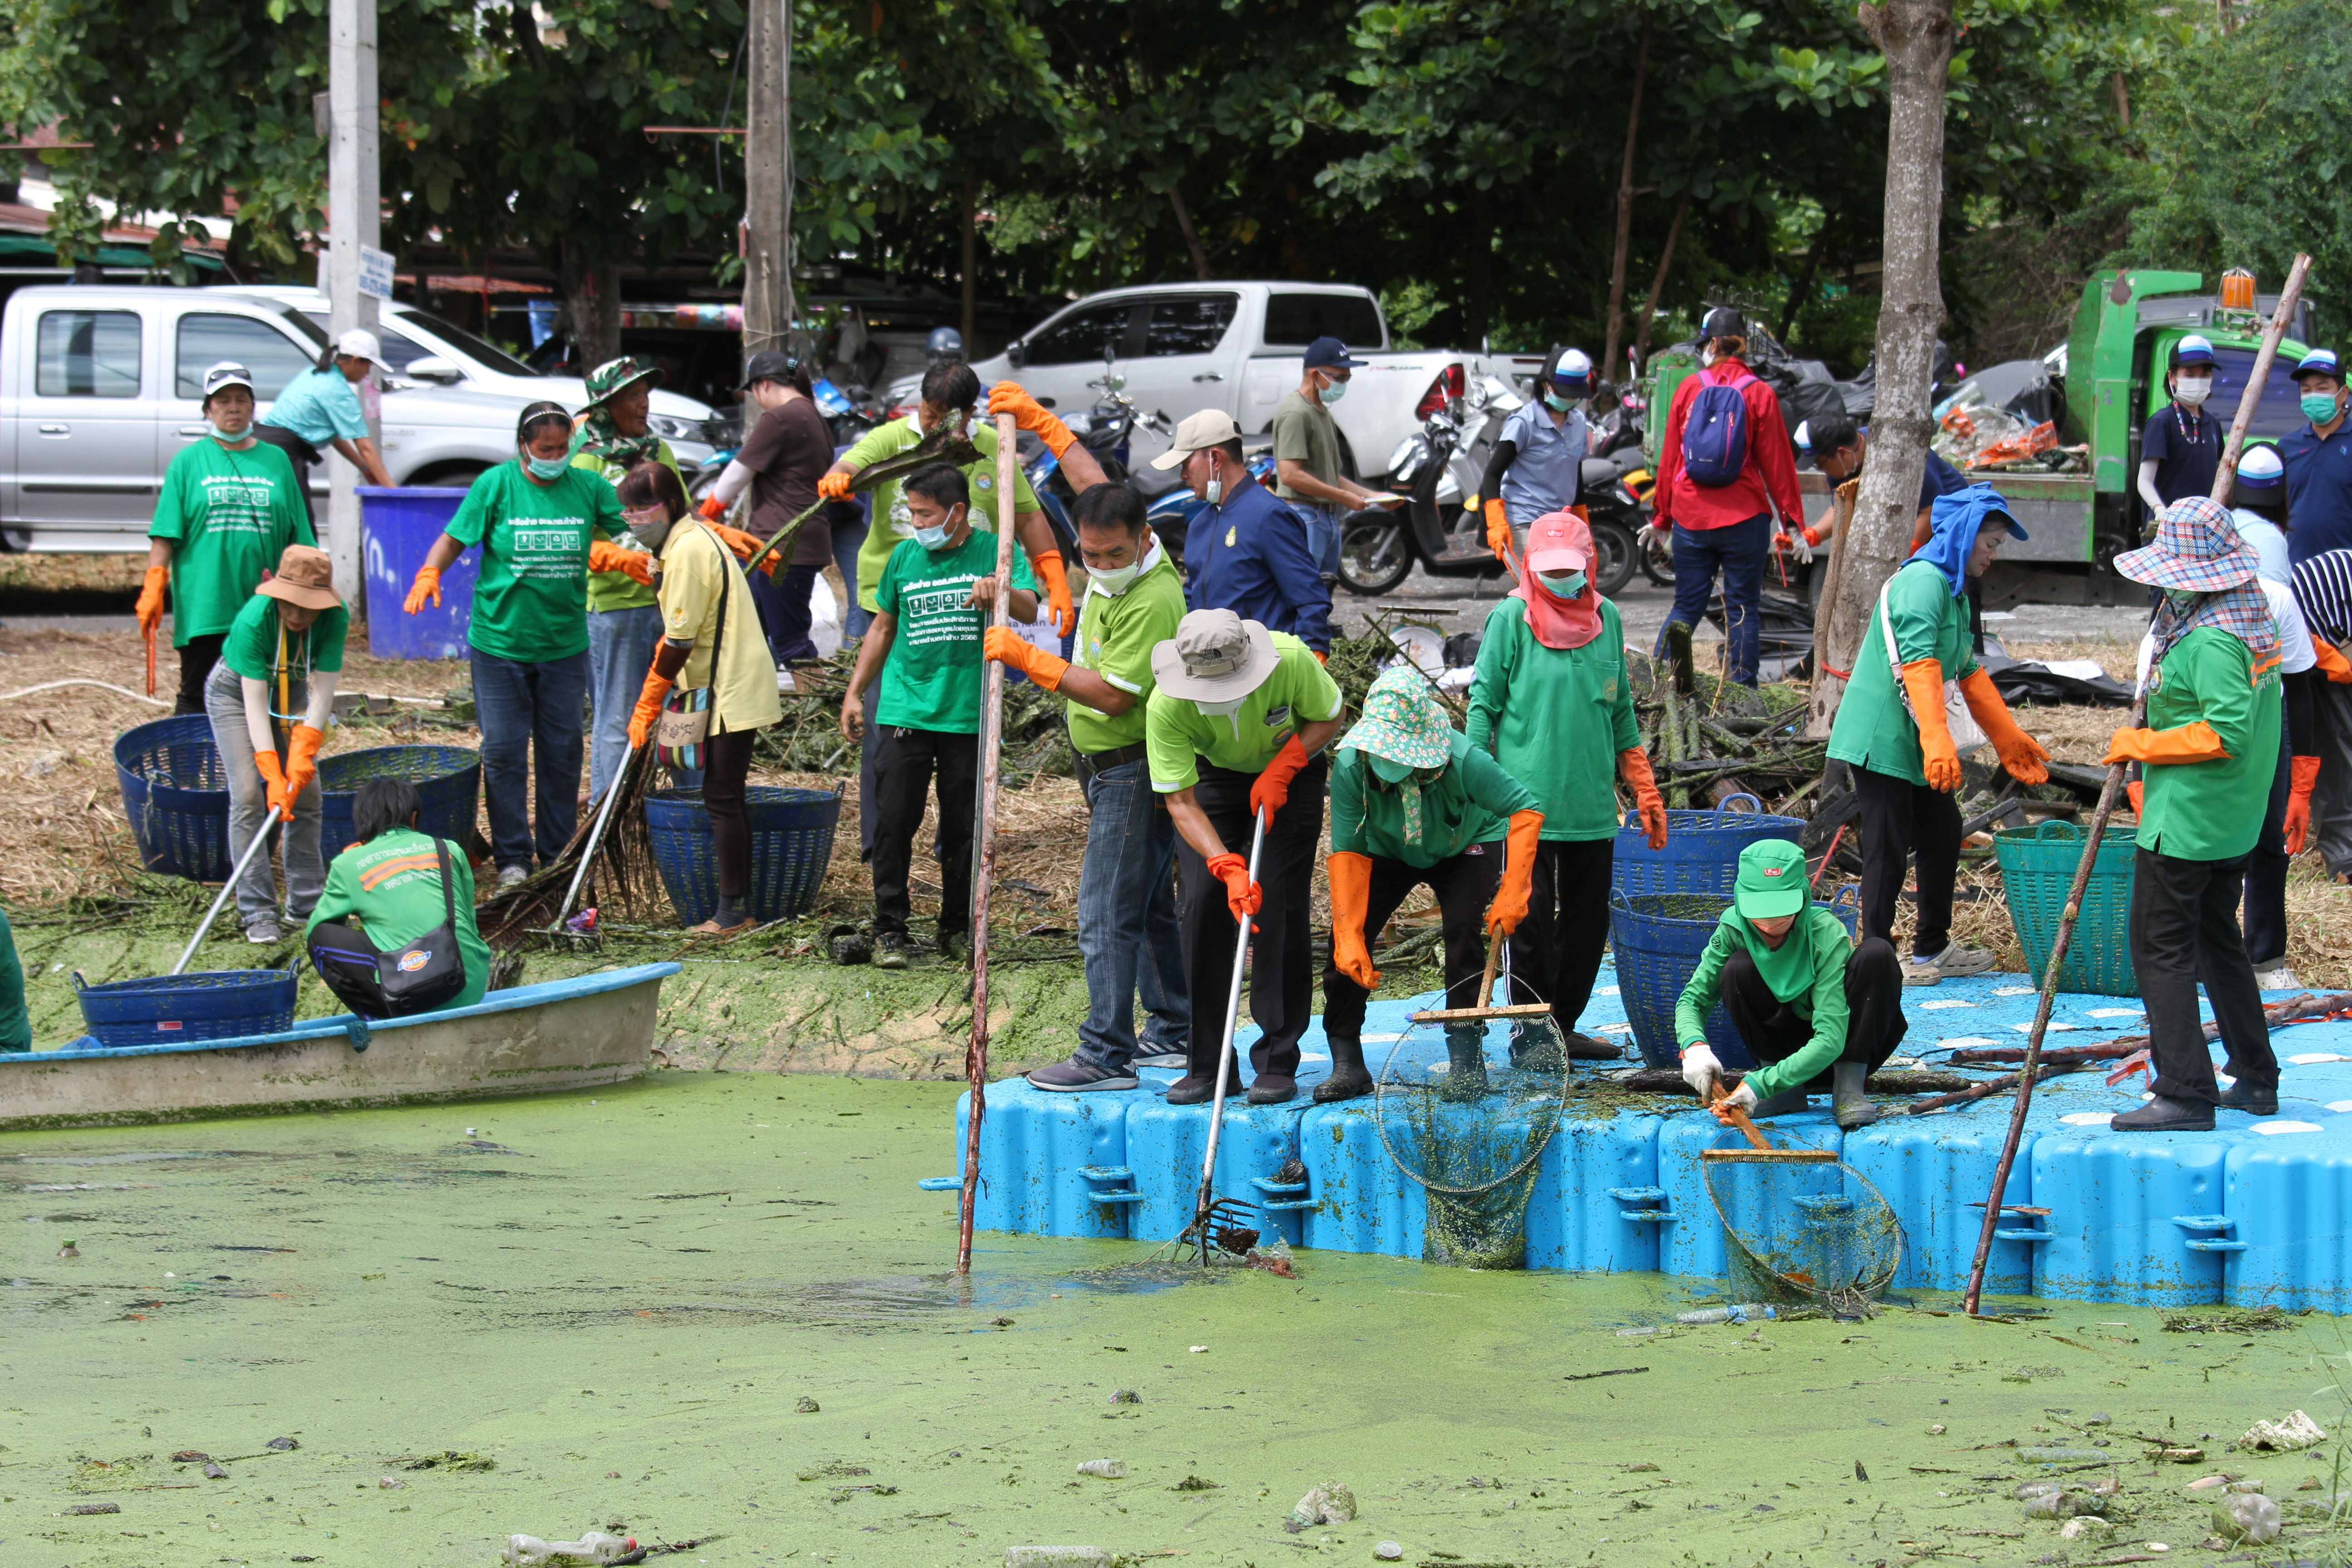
[113,714,230,882]
[1612,792,1805,901]
[72,966,299,1049]
[645,786,843,927]
[1610,887,1861,1070]
[318,745,482,863]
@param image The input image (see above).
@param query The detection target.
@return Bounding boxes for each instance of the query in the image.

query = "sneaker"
[244,919,281,946]
[938,931,971,965]
[874,931,910,970]
[2253,965,2300,991]
[2111,1094,2216,1132]
[1912,942,1996,982]
[496,863,529,889]
[1025,1058,1138,1093]
[1133,1051,1190,1070]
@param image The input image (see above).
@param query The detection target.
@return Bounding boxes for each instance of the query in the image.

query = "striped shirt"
[2291,549,2352,646]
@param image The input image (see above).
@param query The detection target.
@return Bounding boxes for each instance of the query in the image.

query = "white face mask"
[1087,558,1142,595]
[2176,375,2212,407]
[1193,694,1246,741]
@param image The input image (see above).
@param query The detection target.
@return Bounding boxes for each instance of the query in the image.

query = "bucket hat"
[2113,495,2259,593]
[584,354,663,407]
[1150,609,1279,701]
[256,543,343,612]
[1338,666,1454,770]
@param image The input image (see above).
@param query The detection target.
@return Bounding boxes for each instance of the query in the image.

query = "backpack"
[1680,368,1758,487]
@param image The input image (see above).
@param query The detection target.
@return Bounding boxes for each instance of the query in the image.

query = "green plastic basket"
[1992,819,2140,997]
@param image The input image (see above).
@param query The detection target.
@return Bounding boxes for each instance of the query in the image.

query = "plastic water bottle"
[502,1533,636,1566]
[1675,1303,1780,1325]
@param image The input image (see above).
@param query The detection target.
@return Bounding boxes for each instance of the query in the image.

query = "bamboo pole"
[1960,252,2312,1317]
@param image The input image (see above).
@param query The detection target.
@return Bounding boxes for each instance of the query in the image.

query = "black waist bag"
[375,840,469,1016]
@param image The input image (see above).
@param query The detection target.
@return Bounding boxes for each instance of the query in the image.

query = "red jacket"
[1652,358,1805,532]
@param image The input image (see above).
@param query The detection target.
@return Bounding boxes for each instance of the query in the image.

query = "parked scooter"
[1019,358,1189,558]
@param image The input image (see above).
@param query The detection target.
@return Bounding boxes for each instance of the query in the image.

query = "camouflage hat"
[583,354,663,407]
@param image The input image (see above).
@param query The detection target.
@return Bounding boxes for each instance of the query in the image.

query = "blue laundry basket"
[1610,887,1860,1070]
[1613,792,1804,901]
[645,786,843,927]
[73,966,300,1049]
[318,745,482,863]
[113,714,230,882]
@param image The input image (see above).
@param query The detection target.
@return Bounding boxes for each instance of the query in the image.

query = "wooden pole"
[743,0,794,361]
[1960,252,2312,1317]
[1600,10,1651,380]
[957,412,1020,1274]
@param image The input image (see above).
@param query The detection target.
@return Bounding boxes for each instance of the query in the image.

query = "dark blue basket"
[645,786,843,927]
[318,745,482,863]
[113,715,230,882]
[1610,887,1860,1070]
[1612,792,1804,901]
[72,966,299,1049]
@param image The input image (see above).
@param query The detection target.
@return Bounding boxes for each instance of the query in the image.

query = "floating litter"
[2252,1122,2324,1136]
[1920,1000,1979,1010]
[2288,1053,2350,1065]
[2060,1112,2117,1127]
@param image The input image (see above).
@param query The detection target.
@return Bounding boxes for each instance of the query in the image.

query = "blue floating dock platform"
[926,967,2352,1310]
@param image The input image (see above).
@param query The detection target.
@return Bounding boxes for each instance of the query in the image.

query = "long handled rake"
[174,806,283,975]
[1180,804,1270,1264]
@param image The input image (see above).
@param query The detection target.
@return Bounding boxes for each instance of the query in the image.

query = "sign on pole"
[358,245,394,302]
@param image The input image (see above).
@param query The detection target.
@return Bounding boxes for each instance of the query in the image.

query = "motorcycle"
[811,375,884,447]
[1019,358,1199,562]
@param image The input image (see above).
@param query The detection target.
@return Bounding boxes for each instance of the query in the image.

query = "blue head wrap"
[1911,482,2027,598]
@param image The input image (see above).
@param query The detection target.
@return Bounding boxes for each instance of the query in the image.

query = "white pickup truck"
[900,282,1540,485]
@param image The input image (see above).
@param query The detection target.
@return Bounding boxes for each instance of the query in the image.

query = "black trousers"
[1175,757,1327,1083]
[174,632,225,716]
[252,422,318,526]
[870,725,976,938]
[701,727,758,904]
[1855,763,1962,959]
[2237,726,2293,969]
[1720,936,1907,1087]
[1510,838,1615,1034]
[1323,843,1500,1044]
[308,920,392,1019]
[2132,847,2276,1102]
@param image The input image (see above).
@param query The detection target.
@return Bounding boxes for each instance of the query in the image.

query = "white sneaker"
[2254,965,2300,991]
[497,864,529,888]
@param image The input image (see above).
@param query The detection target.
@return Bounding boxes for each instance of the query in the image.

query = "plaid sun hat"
[2117,495,2279,659]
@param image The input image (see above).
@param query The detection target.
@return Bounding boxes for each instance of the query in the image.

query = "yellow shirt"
[657,520,782,735]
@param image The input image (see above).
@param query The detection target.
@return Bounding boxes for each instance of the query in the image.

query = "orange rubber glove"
[628,666,673,750]
[1328,850,1379,990]
[135,563,169,634]
[1485,808,1544,938]
[1958,667,2049,784]
[253,750,290,817]
[697,494,729,522]
[2313,638,2352,684]
[1205,851,1260,925]
[1250,735,1310,822]
[2126,779,2144,816]
[1483,496,1512,560]
[403,564,441,615]
[983,624,1069,690]
[1618,747,1668,849]
[2103,721,2229,766]
[988,382,1078,458]
[282,723,325,805]
[1031,549,1076,638]
[818,469,856,501]
[587,539,655,587]
[708,522,782,578]
[1902,659,1963,792]
[2286,755,2323,854]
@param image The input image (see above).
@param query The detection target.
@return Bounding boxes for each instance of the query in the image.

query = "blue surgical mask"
[1318,377,1348,406]
[208,421,247,443]
[2304,392,2342,424]
[1539,571,1587,599]
[525,454,570,480]
[914,524,953,551]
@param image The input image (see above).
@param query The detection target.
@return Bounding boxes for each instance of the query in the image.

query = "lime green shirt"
[573,442,681,613]
[1463,596,1639,840]
[443,461,622,662]
[1146,634,1344,792]
[305,827,491,1011]
[1330,732,1536,868]
[1067,546,1187,755]
[873,530,1038,734]
[1675,904,1853,1100]
[149,437,315,646]
[219,593,348,684]
[845,416,1042,613]
[2138,626,2283,862]
[1826,560,1980,787]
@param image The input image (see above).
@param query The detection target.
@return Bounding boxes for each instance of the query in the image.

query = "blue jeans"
[1298,501,1343,579]
[471,647,590,870]
[1072,758,1190,1071]
[1656,513,1770,687]
[588,605,662,804]
[749,562,822,664]
[832,501,872,640]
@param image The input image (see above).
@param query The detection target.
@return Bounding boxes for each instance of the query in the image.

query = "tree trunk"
[558,247,624,369]
[1806,0,1953,740]
[1632,190,1691,373]
[960,166,978,345]
[1167,182,1210,281]
[1466,190,1493,347]
[1601,12,1652,380]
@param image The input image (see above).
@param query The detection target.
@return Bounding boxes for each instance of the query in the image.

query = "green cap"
[1733,838,1808,921]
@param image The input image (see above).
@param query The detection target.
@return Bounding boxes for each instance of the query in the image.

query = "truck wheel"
[1337,514,1412,596]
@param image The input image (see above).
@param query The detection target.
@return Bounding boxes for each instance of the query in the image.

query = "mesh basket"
[1610,888,1860,1069]
[1613,791,1804,900]
[645,786,843,927]
[73,966,299,1049]
[318,745,482,862]
[1994,820,2140,998]
[113,714,231,882]
[1705,1152,1904,1309]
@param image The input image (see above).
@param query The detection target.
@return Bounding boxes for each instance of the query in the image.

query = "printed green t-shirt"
[442,461,622,662]
[149,438,315,646]
[873,529,1038,734]
[1067,545,1187,755]
[218,592,348,684]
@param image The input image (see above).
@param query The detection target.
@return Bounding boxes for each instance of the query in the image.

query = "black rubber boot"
[1509,1025,1567,1073]
[1831,1061,1878,1130]
[1440,1031,1489,1102]
[2217,1081,2279,1116]
[1314,1037,1374,1102]
[2110,1094,2217,1132]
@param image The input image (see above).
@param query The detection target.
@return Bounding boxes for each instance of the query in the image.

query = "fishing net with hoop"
[1700,1139,1904,1312]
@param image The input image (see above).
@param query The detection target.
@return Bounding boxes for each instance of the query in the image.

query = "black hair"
[903,463,969,512]
[1808,415,1862,456]
[1204,438,1245,465]
[921,361,981,410]
[1073,481,1146,535]
[2235,494,2288,526]
[353,778,422,844]
[517,399,573,448]
[616,460,690,520]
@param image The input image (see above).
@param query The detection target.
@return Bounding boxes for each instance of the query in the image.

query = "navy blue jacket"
[1183,480,1331,651]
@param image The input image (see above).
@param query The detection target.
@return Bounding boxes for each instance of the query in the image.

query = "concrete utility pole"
[743,0,795,368]
[326,0,382,608]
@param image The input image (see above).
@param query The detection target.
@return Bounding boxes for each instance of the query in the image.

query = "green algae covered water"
[7,1070,2351,1567]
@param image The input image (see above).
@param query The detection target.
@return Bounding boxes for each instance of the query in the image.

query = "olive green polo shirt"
[1067,545,1186,755]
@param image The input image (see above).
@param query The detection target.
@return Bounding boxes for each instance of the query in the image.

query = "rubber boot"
[1831,1060,1878,1130]
[2216,1080,2279,1117]
[1440,1030,1489,1102]
[2109,1094,2216,1132]
[1314,1037,1374,1103]
[1508,1022,1566,1074]
[1749,1087,1808,1118]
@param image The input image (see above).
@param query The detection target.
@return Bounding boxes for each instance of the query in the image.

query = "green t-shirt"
[1146,634,1345,792]
[1675,904,1853,1100]
[1463,596,1640,840]
[1330,732,1537,869]
[149,437,316,647]
[1826,561,1981,787]
[1271,389,1343,503]
[218,592,348,685]
[573,441,681,613]
[305,827,491,1011]
[845,416,1042,613]
[2138,626,2284,862]
[0,902,28,1054]
[873,530,1038,734]
[1067,545,1187,755]
[442,461,622,662]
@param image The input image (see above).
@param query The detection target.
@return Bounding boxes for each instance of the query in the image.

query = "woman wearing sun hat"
[2103,496,2285,1132]
[1318,665,1542,1102]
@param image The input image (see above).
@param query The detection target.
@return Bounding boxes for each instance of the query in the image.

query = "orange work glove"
[1205,851,1260,925]
[1483,496,1512,560]
[697,494,729,523]
[1031,550,1077,638]
[983,624,1069,691]
[1618,747,1668,849]
[282,723,325,805]
[1327,850,1379,990]
[817,469,856,501]
[1958,667,2049,784]
[403,564,441,615]
[709,522,782,578]
[2103,721,2229,766]
[586,539,654,587]
[2286,755,2322,854]
[2312,638,2352,684]
[1314,649,1328,665]
[1250,735,1311,821]
[1902,659,1963,792]
[1485,808,1544,938]
[628,666,673,750]
[253,750,290,817]
[988,382,1078,458]
[2126,779,2144,816]
[135,563,169,634]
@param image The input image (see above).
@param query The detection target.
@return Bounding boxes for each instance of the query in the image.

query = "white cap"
[1149,408,1245,470]
[200,361,255,398]
[336,328,382,364]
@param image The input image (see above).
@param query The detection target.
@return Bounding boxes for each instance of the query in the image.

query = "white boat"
[0,963,681,1132]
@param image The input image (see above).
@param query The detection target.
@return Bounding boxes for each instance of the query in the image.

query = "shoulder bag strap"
[704,523,733,734]
[433,838,456,928]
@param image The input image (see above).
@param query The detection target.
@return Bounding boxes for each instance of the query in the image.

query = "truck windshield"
[1263,293,1384,351]
[2205,346,2308,439]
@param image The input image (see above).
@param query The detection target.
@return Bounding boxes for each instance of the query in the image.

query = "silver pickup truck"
[0,284,559,553]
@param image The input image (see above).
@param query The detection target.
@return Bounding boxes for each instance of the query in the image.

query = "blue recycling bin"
[361,485,478,659]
